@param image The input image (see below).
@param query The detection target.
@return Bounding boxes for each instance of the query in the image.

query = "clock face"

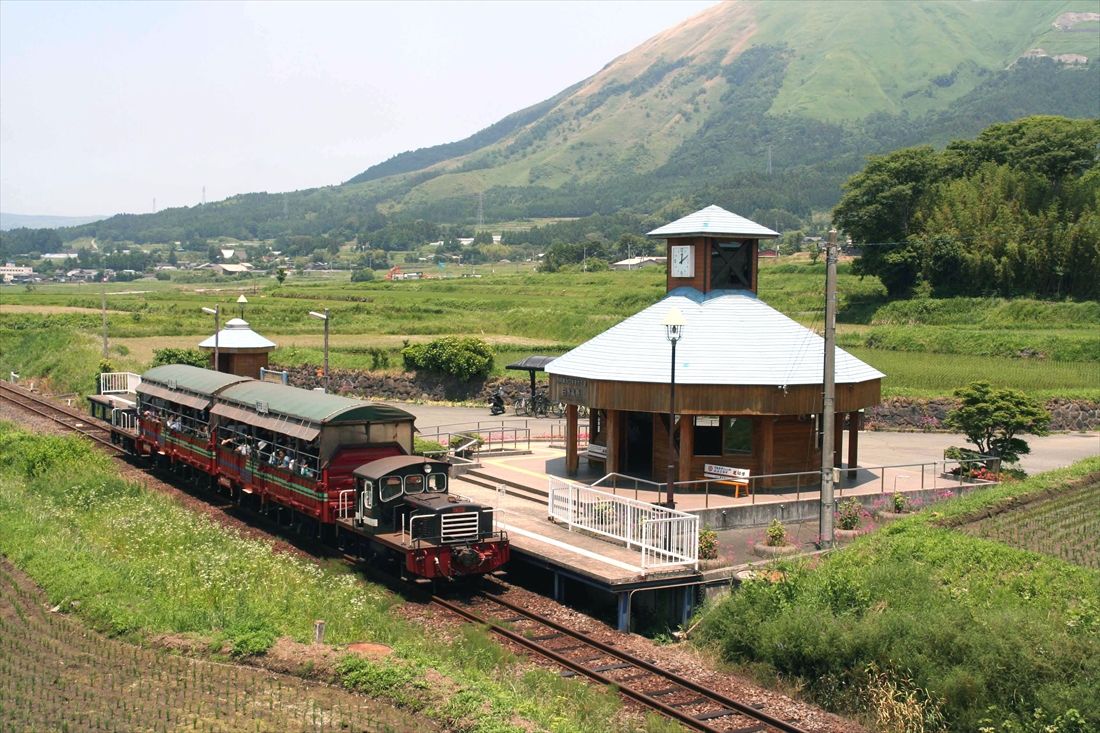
[670,245,694,278]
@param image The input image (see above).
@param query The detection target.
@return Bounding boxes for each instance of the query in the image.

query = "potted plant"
[834,498,865,540]
[753,519,799,557]
[877,491,912,520]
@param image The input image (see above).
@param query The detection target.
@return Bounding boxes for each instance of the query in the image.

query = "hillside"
[47,0,1100,243]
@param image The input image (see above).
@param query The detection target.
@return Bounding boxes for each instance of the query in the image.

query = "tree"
[150,347,209,368]
[944,381,1050,464]
[350,268,374,282]
[275,267,287,285]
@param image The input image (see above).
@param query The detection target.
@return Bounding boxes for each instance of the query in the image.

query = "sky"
[0,0,716,217]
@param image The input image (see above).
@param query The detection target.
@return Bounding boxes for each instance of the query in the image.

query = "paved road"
[396,401,1099,474]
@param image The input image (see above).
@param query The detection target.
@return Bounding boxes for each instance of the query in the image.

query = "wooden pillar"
[565,403,578,476]
[760,416,775,487]
[833,413,845,468]
[847,410,860,481]
[677,414,693,484]
[605,409,621,475]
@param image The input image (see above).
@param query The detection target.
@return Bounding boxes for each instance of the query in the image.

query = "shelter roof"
[216,380,415,426]
[198,318,276,351]
[506,355,557,372]
[545,288,883,387]
[646,205,779,239]
[140,364,252,396]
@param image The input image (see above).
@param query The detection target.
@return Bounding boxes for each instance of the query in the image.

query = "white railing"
[335,489,356,521]
[100,372,141,395]
[111,408,137,431]
[547,477,698,573]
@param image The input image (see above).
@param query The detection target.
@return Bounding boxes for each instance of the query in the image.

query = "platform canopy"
[546,287,883,387]
[646,205,779,239]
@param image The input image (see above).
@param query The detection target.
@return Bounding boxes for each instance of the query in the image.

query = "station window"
[723,417,753,455]
[694,416,722,456]
[379,476,403,502]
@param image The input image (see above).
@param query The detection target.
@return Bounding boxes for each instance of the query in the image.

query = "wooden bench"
[712,479,751,498]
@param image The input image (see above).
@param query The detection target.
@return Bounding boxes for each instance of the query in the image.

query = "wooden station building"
[198,318,276,378]
[547,205,883,488]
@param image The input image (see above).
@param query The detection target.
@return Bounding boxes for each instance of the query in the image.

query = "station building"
[198,318,276,378]
[548,205,884,490]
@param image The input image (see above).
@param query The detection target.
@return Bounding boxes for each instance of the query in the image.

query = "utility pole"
[819,228,838,547]
[101,278,109,359]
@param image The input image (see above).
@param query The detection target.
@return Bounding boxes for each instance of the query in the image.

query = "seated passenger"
[287,458,296,472]
[236,442,251,456]
[299,462,313,479]
[279,452,291,469]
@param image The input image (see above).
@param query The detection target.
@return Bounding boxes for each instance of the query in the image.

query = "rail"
[99,372,141,395]
[442,426,531,456]
[548,421,589,449]
[547,477,698,572]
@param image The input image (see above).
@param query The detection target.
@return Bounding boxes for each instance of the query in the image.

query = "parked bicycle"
[513,392,564,418]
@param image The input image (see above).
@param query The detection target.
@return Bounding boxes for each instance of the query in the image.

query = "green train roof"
[216,380,415,425]
[140,364,252,396]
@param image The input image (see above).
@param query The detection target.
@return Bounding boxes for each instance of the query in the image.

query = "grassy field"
[695,458,1100,732]
[1,261,1097,400]
[0,425,676,733]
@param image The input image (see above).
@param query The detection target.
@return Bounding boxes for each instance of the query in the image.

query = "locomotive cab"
[352,455,450,531]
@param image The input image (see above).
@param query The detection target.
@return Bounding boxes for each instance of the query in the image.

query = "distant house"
[64,268,99,282]
[611,256,666,271]
[196,262,254,275]
[220,249,236,260]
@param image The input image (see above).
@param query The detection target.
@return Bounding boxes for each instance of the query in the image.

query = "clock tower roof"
[647,205,778,239]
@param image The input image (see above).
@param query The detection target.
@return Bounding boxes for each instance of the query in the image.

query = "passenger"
[288,457,296,472]
[300,462,313,479]
[236,442,251,456]
[279,451,291,469]
[269,450,279,466]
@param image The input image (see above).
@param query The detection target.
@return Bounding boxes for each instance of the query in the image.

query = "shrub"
[891,492,909,513]
[401,336,493,381]
[765,519,788,547]
[836,498,864,530]
[699,529,719,559]
[151,347,209,368]
[350,268,375,282]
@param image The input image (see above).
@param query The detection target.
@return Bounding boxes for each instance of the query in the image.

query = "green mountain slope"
[56,0,1100,244]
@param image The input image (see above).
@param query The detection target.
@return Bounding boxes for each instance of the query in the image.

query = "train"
[87,364,509,580]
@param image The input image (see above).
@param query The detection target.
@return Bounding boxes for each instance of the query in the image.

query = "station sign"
[704,464,749,480]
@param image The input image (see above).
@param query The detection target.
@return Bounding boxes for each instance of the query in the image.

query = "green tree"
[350,268,374,282]
[275,267,287,285]
[944,381,1050,464]
[150,347,209,369]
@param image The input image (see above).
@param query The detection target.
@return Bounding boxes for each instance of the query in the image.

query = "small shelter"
[505,355,557,397]
[198,318,277,378]
[547,205,883,488]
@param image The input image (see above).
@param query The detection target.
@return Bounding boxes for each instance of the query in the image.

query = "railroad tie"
[647,686,682,697]
[670,696,707,708]
[530,632,563,642]
[590,662,633,673]
[550,643,586,653]
[727,724,767,733]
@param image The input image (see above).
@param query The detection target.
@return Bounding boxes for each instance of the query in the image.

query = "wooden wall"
[664,235,761,294]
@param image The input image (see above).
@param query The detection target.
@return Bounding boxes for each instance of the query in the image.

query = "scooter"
[488,389,506,416]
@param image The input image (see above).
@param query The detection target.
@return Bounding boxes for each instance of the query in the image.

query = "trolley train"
[88,364,509,579]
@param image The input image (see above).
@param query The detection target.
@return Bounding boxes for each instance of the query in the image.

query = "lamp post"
[237,294,248,319]
[663,307,685,509]
[308,309,330,392]
[202,305,220,371]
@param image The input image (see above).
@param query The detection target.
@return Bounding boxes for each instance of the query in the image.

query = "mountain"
[59,0,1100,244]
[1,212,105,231]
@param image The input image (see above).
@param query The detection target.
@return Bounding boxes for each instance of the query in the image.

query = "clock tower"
[647,205,779,295]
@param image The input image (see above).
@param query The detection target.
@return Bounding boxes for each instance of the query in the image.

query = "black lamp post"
[663,307,685,509]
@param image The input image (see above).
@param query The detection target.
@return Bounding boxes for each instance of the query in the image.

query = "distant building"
[0,264,34,283]
[41,253,78,261]
[611,256,666,271]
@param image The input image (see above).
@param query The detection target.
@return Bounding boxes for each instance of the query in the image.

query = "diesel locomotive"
[88,364,509,579]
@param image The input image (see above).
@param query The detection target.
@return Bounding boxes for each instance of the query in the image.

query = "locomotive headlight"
[424,464,432,473]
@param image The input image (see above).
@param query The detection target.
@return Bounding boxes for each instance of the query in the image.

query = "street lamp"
[202,305,220,371]
[237,294,248,319]
[663,307,685,509]
[308,309,330,392]
[893,473,911,493]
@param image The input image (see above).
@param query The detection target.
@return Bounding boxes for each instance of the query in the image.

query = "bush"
[154,271,171,281]
[765,519,788,547]
[401,336,493,381]
[150,347,209,369]
[836,498,864,530]
[891,492,909,513]
[350,268,375,282]
[699,529,719,559]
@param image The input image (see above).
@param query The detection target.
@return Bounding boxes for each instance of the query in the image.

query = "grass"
[1,262,1097,400]
[0,424,681,733]
[694,457,1100,731]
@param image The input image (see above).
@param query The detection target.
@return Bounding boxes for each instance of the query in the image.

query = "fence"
[548,421,590,449]
[99,372,141,395]
[547,477,698,573]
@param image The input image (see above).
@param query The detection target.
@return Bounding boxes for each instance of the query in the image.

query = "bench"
[711,478,751,498]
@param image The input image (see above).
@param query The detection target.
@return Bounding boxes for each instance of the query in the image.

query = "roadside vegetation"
[694,457,1100,732]
[0,424,678,733]
[2,262,1096,402]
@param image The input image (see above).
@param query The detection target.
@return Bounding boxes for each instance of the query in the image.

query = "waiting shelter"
[547,205,884,490]
[198,318,276,378]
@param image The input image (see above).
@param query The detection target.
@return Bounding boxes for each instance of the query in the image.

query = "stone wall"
[276,364,1100,432]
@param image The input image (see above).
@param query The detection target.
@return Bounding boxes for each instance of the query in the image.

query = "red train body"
[91,365,508,580]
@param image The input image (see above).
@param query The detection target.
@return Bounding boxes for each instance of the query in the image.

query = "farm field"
[963,480,1100,569]
[0,559,412,733]
[1,262,1097,400]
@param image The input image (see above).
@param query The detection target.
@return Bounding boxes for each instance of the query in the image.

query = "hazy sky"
[0,0,716,217]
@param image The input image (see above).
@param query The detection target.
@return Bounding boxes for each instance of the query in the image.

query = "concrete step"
[461,468,549,504]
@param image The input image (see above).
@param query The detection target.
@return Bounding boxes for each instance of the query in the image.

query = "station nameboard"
[555,375,588,404]
[704,464,750,480]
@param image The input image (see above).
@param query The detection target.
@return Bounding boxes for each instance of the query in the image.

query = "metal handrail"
[335,489,356,521]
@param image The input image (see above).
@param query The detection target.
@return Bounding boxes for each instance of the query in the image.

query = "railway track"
[0,382,122,454]
[433,590,811,733]
[1,381,818,733]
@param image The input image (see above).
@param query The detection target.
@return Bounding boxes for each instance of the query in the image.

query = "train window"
[379,476,403,502]
[427,474,447,492]
[361,480,373,510]
[404,474,424,494]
